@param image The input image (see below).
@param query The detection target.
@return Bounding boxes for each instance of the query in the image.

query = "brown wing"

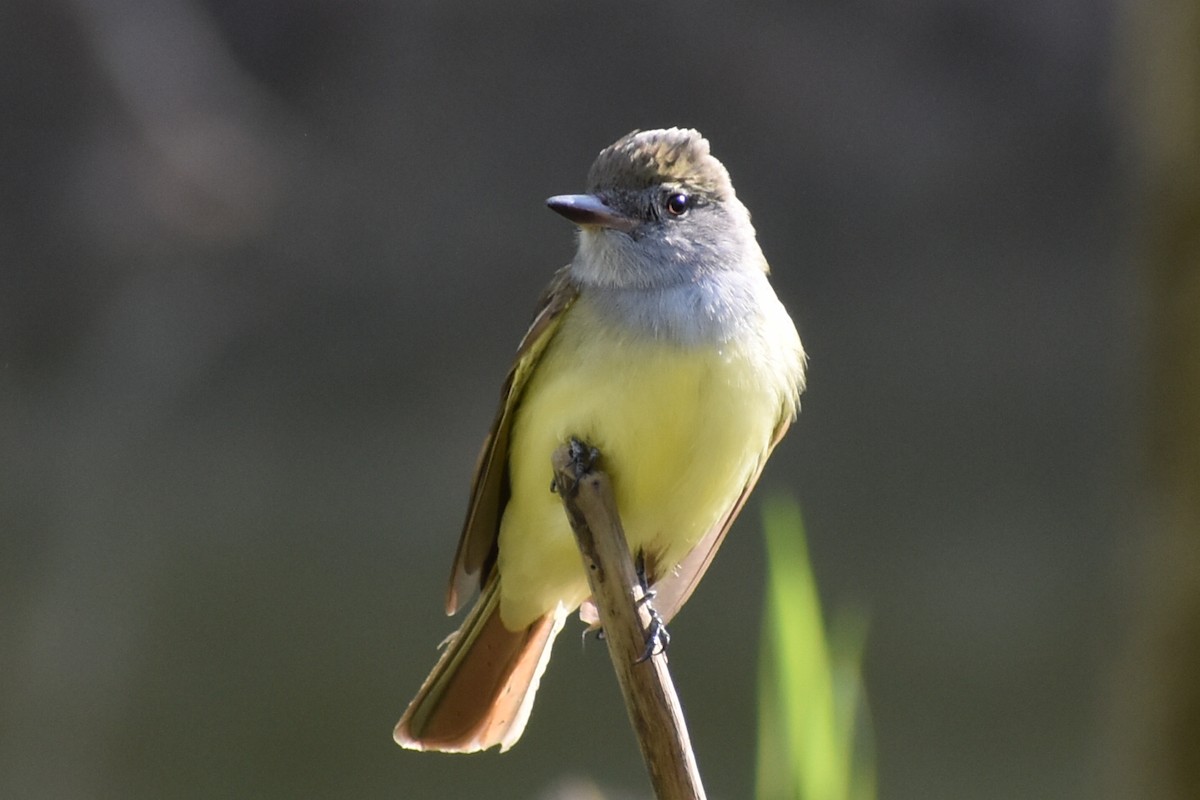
[445,267,579,615]
[642,414,795,625]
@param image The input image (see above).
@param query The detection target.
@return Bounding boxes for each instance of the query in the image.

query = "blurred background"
[3,1,1197,798]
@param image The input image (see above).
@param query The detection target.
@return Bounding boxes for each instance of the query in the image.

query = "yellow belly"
[495,298,789,629]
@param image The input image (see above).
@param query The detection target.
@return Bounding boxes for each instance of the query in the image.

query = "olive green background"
[2,2,1148,798]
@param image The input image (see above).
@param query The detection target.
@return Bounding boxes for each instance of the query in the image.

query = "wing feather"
[445,268,579,615]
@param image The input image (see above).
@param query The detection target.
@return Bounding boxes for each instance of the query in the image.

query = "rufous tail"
[394,575,565,752]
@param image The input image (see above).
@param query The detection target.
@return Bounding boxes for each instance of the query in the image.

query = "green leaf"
[756,497,874,800]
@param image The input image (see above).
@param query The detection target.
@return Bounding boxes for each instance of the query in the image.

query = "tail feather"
[394,576,565,753]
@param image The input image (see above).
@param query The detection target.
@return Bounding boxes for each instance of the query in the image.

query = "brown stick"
[552,444,707,800]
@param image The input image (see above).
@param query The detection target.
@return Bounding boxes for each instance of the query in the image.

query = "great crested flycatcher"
[394,128,807,752]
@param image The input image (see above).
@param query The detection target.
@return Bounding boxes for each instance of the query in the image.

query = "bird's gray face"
[547,128,767,290]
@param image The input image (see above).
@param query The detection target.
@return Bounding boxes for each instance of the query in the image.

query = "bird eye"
[665,192,691,216]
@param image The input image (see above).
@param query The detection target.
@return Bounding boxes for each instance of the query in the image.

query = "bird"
[394,127,807,753]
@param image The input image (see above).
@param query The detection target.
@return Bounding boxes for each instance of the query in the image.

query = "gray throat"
[574,271,770,348]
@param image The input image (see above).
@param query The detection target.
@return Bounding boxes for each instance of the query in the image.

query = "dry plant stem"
[551,444,707,800]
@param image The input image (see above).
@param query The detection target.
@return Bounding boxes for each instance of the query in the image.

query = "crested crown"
[586,128,734,199]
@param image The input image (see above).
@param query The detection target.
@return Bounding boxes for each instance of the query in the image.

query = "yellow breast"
[495,295,797,629]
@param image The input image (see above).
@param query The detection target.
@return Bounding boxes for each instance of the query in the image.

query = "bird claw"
[636,605,670,663]
[632,550,669,662]
[567,437,599,480]
[551,437,600,497]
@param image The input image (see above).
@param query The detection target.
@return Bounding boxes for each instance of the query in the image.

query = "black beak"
[546,194,637,233]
